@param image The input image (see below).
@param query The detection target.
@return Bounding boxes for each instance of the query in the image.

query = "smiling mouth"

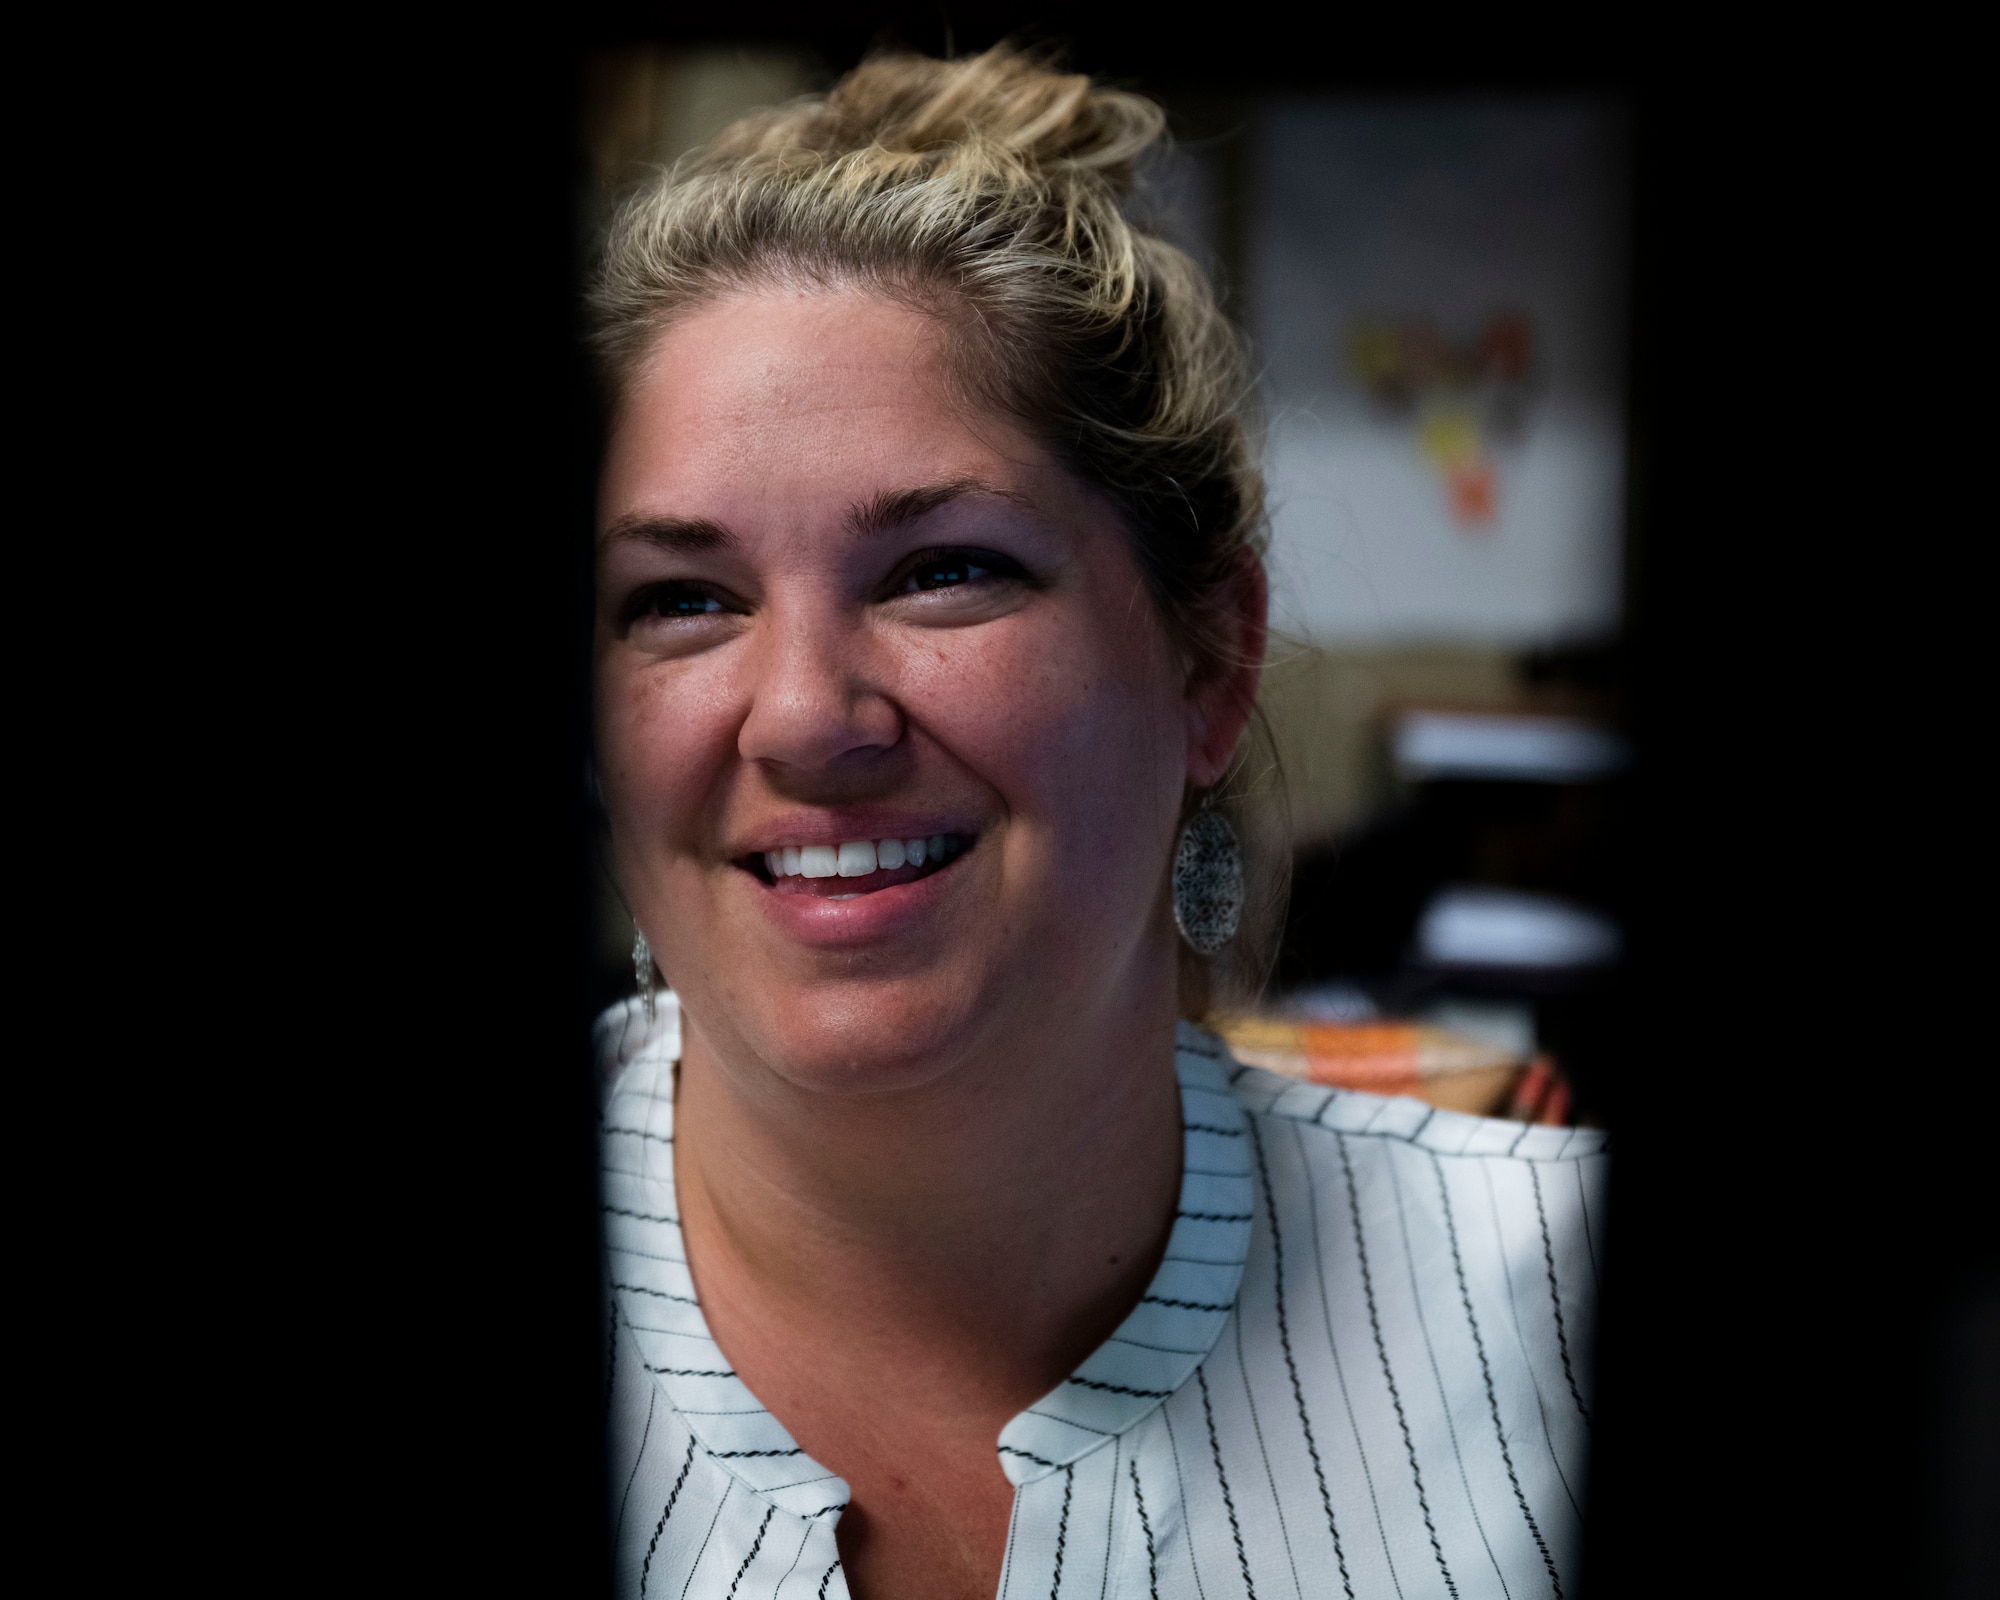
[742,833,972,898]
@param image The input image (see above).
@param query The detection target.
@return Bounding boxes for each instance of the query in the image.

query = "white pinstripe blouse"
[597,995,1606,1599]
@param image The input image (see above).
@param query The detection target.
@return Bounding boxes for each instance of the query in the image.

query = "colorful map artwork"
[1346,312,1538,530]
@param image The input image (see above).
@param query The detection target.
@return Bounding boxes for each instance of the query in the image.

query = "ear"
[1183,554,1269,789]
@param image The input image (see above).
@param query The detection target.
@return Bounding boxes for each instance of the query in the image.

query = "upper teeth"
[765,836,953,879]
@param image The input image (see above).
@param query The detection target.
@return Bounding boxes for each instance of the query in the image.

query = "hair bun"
[600,42,1265,994]
[709,45,1165,194]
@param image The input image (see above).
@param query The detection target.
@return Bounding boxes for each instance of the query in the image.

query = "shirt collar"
[598,999,1252,1512]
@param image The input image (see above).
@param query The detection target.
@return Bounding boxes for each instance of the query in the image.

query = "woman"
[592,47,1604,1600]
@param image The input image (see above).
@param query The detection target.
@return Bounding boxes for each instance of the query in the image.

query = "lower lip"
[750,855,965,947]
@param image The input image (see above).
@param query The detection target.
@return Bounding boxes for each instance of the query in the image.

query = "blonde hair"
[592,43,1265,684]
[592,45,1277,1009]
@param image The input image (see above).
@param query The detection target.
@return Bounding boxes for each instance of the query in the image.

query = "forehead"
[600,285,1048,535]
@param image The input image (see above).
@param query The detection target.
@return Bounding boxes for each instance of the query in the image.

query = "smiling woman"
[589,45,1604,1600]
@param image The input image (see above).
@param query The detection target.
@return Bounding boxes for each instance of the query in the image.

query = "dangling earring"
[632,925,656,1023]
[1172,800,1244,955]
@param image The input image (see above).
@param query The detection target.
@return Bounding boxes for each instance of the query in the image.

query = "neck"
[671,951,1186,1414]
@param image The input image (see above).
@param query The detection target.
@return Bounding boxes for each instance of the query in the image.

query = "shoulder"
[1226,1057,1609,1166]
[1221,1057,1610,1406]
[1221,1056,1609,1337]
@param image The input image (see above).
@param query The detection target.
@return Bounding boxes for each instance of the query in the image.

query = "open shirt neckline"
[597,998,1255,1518]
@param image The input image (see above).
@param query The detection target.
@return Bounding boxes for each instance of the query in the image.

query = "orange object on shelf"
[1214,1015,1574,1125]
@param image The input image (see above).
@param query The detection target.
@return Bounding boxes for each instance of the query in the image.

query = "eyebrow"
[844,478,1035,538]
[602,479,1034,552]
[602,513,734,552]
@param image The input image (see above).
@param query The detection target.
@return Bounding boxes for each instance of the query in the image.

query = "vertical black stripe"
[1480,1160,1584,1524]
[607,1295,620,1412]
[1197,1368,1256,1598]
[1230,1315,1303,1595]
[1099,1440,1120,1600]
[1161,1397,1212,1600]
[815,1558,841,1599]
[1531,1163,1592,1425]
[1130,1458,1160,1600]
[770,1522,814,1597]
[997,1471,1023,1597]
[1335,1131,1459,1600]
[679,1479,732,1600]
[725,1505,776,1600]
[1572,1159,1602,1284]
[615,1385,659,1542]
[639,1435,697,1598]
[1049,1465,1075,1598]
[1249,1118,1355,1598]
[1432,1152,1565,1600]
[1296,1124,1408,1600]
[1389,1146,1510,1597]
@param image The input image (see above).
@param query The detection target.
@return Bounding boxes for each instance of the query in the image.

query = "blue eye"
[895,548,1026,595]
[641,584,725,618]
[907,556,988,590]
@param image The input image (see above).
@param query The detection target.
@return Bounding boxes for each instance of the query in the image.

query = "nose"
[736,599,904,781]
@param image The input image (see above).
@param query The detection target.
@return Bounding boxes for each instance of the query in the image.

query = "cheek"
[900,607,1186,849]
[596,651,743,856]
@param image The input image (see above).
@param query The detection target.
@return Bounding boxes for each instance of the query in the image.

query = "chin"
[724,975,998,1098]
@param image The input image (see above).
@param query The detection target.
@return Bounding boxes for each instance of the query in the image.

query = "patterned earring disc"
[1172,808,1244,955]
[633,927,656,1021]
